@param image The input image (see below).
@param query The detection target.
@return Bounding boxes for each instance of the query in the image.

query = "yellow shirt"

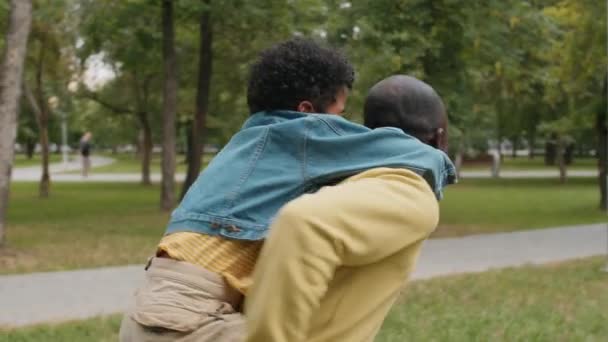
[158,232,263,295]
[245,168,439,342]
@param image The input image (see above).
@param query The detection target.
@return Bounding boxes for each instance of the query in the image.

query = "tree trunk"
[136,130,143,160]
[183,119,193,165]
[453,136,465,179]
[599,117,607,209]
[454,148,463,180]
[528,131,536,159]
[138,115,152,186]
[598,76,607,210]
[26,141,35,159]
[39,117,50,197]
[511,136,518,158]
[160,0,178,210]
[557,137,567,184]
[181,0,213,199]
[32,41,51,198]
[0,0,32,246]
[491,150,500,178]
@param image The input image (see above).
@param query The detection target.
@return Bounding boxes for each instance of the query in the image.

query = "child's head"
[247,38,355,115]
[364,75,448,152]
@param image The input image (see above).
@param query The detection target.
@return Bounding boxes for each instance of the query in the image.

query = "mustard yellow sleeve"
[245,168,439,342]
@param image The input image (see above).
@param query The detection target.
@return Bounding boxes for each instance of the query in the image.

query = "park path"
[0,223,606,327]
[11,156,115,181]
[461,169,596,179]
[10,169,597,183]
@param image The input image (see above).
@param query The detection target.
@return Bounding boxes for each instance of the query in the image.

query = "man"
[119,39,453,341]
[245,75,453,342]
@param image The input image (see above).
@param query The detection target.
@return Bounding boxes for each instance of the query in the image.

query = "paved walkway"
[11,156,115,181]
[0,223,606,327]
[12,172,187,183]
[460,169,596,178]
[10,169,597,183]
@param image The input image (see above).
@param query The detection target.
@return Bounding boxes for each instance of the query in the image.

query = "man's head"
[364,75,448,152]
[247,38,355,115]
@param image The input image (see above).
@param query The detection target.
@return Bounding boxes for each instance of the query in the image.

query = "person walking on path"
[79,131,92,177]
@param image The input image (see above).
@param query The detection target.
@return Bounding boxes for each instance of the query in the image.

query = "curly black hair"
[247,38,355,114]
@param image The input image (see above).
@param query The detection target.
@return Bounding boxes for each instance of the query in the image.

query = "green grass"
[3,257,606,341]
[12,154,63,168]
[377,257,608,341]
[434,177,607,237]
[0,315,121,342]
[0,183,167,274]
[1,178,605,274]
[462,156,596,171]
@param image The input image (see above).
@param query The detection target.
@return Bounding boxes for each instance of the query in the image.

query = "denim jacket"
[166,110,456,240]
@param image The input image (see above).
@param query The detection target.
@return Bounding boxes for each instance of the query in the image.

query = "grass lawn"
[377,257,608,341]
[12,154,63,168]
[1,177,605,274]
[434,177,607,238]
[3,257,606,341]
[0,183,167,274]
[462,156,596,171]
[0,315,122,342]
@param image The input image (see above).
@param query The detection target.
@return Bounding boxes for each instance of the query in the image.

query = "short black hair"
[247,38,355,114]
[364,75,445,139]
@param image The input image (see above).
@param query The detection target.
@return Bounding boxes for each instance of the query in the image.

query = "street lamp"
[48,96,68,170]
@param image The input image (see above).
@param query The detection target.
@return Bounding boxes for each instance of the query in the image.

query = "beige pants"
[119,257,245,342]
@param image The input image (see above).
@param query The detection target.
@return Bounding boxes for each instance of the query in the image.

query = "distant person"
[79,132,92,177]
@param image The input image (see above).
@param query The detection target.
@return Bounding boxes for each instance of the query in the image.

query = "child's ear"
[297,101,316,113]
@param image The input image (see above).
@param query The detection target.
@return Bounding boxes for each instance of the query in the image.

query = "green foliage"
[542,0,607,136]
[12,0,607,163]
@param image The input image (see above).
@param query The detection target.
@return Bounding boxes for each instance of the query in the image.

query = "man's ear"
[426,128,447,151]
[435,128,448,152]
[297,101,316,113]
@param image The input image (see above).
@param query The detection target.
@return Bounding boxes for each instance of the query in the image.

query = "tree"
[544,0,607,197]
[23,0,72,198]
[0,0,32,245]
[178,0,299,195]
[77,0,164,186]
[181,0,212,199]
[160,0,178,210]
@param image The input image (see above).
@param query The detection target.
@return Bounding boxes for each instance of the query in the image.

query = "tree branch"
[79,89,135,114]
[23,81,42,125]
